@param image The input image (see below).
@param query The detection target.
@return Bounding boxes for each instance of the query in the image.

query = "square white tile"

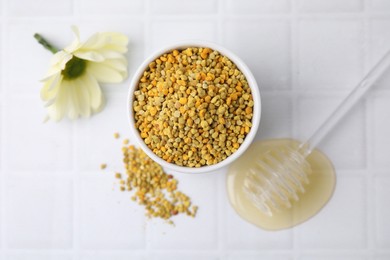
[150,0,218,14]
[152,254,218,260]
[225,198,292,249]
[370,19,390,67]
[5,253,72,260]
[5,177,73,249]
[256,93,292,139]
[0,23,2,93]
[79,175,146,249]
[74,93,133,171]
[3,96,73,171]
[296,95,366,169]
[299,255,366,260]
[6,0,72,16]
[298,0,363,12]
[0,101,2,169]
[0,173,1,247]
[295,175,366,248]
[149,20,217,52]
[79,0,144,15]
[369,18,390,97]
[370,0,390,11]
[80,253,144,260]
[372,96,390,168]
[0,18,2,168]
[374,176,390,248]
[226,0,290,13]
[298,19,363,89]
[228,254,291,260]
[224,19,291,90]
[369,65,390,95]
[148,173,218,250]
[375,255,390,260]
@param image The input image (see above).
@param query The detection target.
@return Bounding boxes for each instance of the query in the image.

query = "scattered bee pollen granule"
[116,141,198,221]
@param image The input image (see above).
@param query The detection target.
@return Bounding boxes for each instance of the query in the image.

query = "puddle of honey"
[227,138,336,230]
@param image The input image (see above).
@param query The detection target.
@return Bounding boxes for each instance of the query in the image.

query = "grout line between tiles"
[363,1,376,257]
[291,0,299,255]
[72,0,80,18]
[216,0,224,45]
[70,0,75,17]
[363,0,371,171]
[225,12,376,20]
[2,12,390,22]
[151,13,383,19]
[0,0,8,256]
[4,247,390,254]
[365,70,376,259]
[366,167,376,258]
[72,126,80,260]
[290,0,300,134]
[144,0,151,56]
[362,3,370,253]
[365,1,376,173]
[217,174,226,259]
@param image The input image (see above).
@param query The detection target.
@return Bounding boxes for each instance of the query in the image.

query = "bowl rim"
[127,40,261,174]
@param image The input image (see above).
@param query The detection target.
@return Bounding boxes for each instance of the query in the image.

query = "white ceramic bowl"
[127,41,261,173]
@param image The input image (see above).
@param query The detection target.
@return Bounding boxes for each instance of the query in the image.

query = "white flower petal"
[71,25,80,41]
[67,83,79,120]
[73,32,128,62]
[103,57,128,72]
[87,62,125,83]
[70,77,92,119]
[96,49,127,59]
[75,75,92,117]
[41,74,62,101]
[50,51,70,66]
[73,50,105,62]
[98,42,128,53]
[64,26,82,53]
[46,80,69,121]
[45,76,101,121]
[41,52,72,81]
[84,73,103,111]
[81,32,128,52]
[44,97,57,108]
[80,32,107,50]
[101,32,128,48]
[46,106,61,122]
[94,93,105,113]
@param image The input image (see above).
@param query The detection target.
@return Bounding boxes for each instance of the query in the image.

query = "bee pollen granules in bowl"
[132,47,254,168]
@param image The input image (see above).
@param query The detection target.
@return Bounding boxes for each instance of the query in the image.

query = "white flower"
[39,26,128,121]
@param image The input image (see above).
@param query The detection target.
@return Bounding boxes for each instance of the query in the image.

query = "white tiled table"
[0,0,390,259]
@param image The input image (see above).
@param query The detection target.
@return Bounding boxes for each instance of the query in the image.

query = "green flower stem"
[34,33,59,54]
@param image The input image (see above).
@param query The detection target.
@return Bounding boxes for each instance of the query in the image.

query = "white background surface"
[0,0,390,259]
